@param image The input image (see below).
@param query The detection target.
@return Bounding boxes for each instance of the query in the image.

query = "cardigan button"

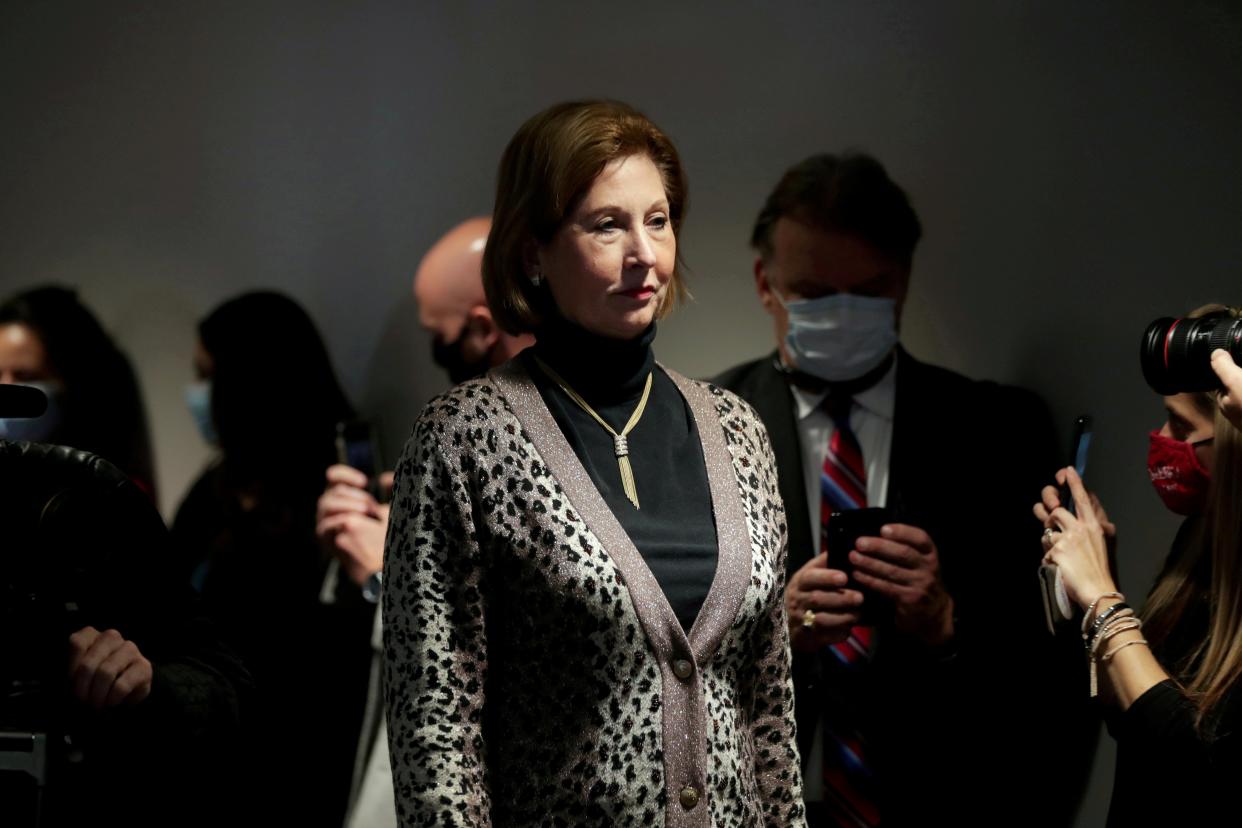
[679,785,700,810]
[672,659,693,680]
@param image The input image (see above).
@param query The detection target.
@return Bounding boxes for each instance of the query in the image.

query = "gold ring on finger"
[801,609,815,629]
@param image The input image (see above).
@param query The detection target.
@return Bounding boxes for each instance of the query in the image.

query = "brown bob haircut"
[483,100,689,335]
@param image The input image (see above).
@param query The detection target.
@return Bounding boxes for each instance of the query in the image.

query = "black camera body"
[1141,312,1242,394]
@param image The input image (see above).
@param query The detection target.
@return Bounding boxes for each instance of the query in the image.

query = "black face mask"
[431,331,489,385]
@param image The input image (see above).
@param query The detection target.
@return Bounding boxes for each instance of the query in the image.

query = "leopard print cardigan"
[383,359,805,827]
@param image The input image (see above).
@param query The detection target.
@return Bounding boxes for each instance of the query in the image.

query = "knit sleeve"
[383,408,491,827]
[748,418,808,828]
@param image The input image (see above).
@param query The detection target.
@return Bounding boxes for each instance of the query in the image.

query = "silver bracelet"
[1091,618,1141,659]
[1082,591,1125,636]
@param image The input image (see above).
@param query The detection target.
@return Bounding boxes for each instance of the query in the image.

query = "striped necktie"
[820,395,880,827]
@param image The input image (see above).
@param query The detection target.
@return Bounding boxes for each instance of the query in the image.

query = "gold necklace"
[534,355,653,509]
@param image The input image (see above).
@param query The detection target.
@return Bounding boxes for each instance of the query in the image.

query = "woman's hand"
[1212,349,1242,432]
[316,464,393,586]
[1039,467,1119,609]
[1033,473,1117,557]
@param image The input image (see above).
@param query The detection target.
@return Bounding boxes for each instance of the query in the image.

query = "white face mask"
[773,291,898,382]
[185,380,217,445]
[0,381,65,443]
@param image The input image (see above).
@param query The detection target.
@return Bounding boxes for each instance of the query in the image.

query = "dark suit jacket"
[714,348,1095,827]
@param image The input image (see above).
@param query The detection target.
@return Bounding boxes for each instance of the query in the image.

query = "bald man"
[417,216,533,384]
[318,217,531,591]
[317,218,531,828]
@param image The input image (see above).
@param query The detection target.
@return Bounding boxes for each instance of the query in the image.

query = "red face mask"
[1147,430,1212,515]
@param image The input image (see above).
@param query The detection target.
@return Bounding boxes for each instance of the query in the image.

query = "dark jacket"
[714,348,1095,827]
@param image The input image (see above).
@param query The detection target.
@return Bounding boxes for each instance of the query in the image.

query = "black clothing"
[527,320,718,633]
[0,441,252,828]
[1106,516,1241,827]
[714,348,1095,827]
[172,463,373,827]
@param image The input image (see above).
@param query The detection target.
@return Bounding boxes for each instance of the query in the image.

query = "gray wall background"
[2,1,1239,822]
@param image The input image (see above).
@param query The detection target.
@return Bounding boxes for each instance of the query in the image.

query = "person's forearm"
[1093,597,1170,710]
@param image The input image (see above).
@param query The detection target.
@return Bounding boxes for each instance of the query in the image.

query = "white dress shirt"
[790,360,896,548]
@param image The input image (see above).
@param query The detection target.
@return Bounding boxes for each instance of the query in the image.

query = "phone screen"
[1059,415,1093,516]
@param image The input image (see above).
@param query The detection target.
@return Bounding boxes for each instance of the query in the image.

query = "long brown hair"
[1144,304,1242,723]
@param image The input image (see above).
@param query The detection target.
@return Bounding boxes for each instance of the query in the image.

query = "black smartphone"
[1057,415,1093,516]
[825,507,894,624]
[335,420,383,501]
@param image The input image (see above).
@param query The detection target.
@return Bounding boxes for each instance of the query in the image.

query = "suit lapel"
[886,348,932,526]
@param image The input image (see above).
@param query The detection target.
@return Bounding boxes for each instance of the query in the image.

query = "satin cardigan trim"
[488,360,753,828]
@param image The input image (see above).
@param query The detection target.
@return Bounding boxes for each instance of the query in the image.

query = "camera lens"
[1141,313,1242,394]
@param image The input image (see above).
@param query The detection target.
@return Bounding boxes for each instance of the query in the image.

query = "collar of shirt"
[788,356,897,424]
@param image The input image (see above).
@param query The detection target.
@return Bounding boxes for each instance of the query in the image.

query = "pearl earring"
[530,270,543,287]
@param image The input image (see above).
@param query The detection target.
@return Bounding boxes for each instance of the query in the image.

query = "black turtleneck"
[523,317,718,633]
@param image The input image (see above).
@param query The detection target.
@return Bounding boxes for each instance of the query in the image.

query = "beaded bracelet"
[1087,602,1133,649]
[1082,592,1125,635]
[1092,619,1141,658]
[1089,613,1138,663]
[1087,610,1142,698]
[1091,611,1139,656]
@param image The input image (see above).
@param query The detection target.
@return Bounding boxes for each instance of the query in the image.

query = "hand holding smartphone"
[1057,416,1093,518]
[1040,415,1092,633]
[321,421,386,603]
[335,420,384,502]
[825,507,895,625]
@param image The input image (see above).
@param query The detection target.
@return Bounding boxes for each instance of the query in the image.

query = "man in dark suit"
[714,153,1093,827]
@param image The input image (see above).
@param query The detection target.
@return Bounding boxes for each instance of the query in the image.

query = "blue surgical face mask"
[0,381,65,444]
[185,381,217,445]
[773,291,899,382]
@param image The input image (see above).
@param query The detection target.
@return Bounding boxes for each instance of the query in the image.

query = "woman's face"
[0,323,56,385]
[535,154,675,339]
[1160,392,1215,475]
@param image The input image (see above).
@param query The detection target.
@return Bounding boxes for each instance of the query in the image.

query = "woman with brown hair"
[382,101,805,827]
[1037,305,1242,826]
